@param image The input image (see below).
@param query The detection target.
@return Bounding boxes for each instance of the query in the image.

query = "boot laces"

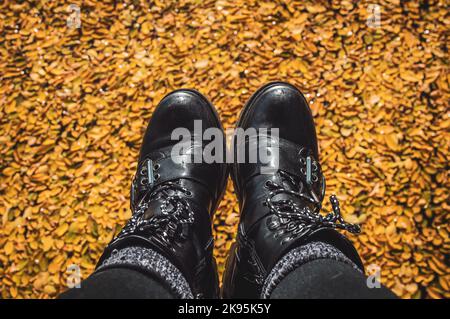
[264,151,360,242]
[118,159,194,244]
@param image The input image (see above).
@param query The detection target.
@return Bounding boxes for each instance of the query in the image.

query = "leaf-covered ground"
[0,0,448,298]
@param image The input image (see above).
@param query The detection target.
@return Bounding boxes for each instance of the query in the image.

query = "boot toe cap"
[140,89,221,157]
[240,82,318,157]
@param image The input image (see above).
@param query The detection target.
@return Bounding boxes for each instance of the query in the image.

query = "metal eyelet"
[140,178,148,185]
[185,190,192,197]
[154,163,160,170]
[154,174,160,180]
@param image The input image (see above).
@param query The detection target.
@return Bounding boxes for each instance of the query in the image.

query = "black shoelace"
[117,159,194,245]
[264,153,361,244]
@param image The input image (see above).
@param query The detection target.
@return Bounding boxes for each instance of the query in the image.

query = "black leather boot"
[97,89,228,298]
[222,82,364,298]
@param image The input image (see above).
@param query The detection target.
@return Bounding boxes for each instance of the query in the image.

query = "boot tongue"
[143,200,163,219]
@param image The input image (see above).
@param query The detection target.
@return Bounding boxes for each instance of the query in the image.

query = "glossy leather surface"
[98,89,228,298]
[237,82,319,159]
[222,82,363,298]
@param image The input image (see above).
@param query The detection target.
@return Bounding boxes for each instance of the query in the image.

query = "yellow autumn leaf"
[4,241,14,255]
[41,237,54,252]
[55,223,69,237]
[400,70,423,82]
[384,134,400,151]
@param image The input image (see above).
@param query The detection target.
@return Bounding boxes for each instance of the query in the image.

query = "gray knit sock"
[96,246,194,299]
[261,241,362,299]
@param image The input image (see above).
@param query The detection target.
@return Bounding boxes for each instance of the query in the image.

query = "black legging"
[59,258,396,299]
